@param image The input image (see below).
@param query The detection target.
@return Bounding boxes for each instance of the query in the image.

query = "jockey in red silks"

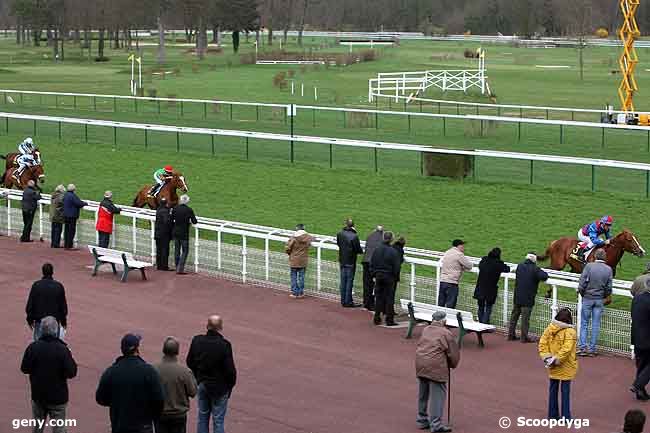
[571,215,613,262]
[148,165,174,197]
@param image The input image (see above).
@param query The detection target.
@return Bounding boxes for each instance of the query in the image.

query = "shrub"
[463,49,476,59]
[359,49,377,62]
[239,53,256,65]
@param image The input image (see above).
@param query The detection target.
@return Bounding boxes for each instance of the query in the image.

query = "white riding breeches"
[577,229,594,249]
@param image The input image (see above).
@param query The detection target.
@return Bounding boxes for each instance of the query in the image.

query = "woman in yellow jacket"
[538,308,578,420]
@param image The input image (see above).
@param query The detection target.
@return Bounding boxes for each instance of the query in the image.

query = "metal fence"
[0,188,634,356]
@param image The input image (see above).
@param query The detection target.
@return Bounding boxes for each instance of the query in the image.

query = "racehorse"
[537,229,645,296]
[132,172,188,209]
[2,148,41,170]
[2,164,45,190]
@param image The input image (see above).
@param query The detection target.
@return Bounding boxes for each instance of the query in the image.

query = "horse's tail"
[536,240,556,262]
[0,154,6,160]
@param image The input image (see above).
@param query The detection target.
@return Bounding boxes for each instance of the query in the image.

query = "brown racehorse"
[2,149,41,170]
[537,229,645,296]
[2,164,46,190]
[132,172,188,209]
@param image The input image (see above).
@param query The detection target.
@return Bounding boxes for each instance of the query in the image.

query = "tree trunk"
[197,18,207,60]
[83,29,89,48]
[47,29,53,46]
[98,28,106,59]
[297,0,309,47]
[232,30,240,53]
[268,26,273,45]
[33,30,40,47]
[212,26,218,44]
[73,29,80,45]
[157,16,166,64]
[53,29,59,61]
[114,28,119,49]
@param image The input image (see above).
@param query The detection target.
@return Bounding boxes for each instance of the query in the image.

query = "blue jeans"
[579,298,603,352]
[476,299,494,324]
[339,264,356,305]
[548,379,571,420]
[437,282,459,308]
[197,383,229,433]
[290,267,306,296]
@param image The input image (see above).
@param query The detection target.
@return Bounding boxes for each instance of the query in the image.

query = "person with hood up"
[631,263,650,401]
[285,224,314,298]
[473,247,510,324]
[538,308,578,420]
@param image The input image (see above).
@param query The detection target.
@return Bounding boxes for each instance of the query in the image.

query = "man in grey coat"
[21,179,41,242]
[577,249,612,356]
[361,225,384,311]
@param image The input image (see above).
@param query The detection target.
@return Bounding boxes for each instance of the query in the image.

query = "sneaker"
[289,294,298,298]
[630,386,650,401]
[577,350,589,357]
[434,426,452,433]
[416,423,430,430]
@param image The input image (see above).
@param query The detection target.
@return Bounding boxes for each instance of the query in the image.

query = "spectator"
[538,308,578,421]
[631,262,650,297]
[622,409,646,433]
[336,218,363,308]
[21,179,41,242]
[370,231,401,326]
[187,315,237,433]
[285,223,314,298]
[50,185,65,248]
[172,195,197,275]
[154,337,198,433]
[96,191,121,248]
[473,247,510,324]
[392,236,406,297]
[415,311,460,433]
[438,239,473,308]
[20,316,77,433]
[508,253,548,343]
[26,263,68,341]
[96,334,165,433]
[631,265,650,401]
[62,184,87,250]
[155,198,173,271]
[361,225,384,311]
[577,249,612,357]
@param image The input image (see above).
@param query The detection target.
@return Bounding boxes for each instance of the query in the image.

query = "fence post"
[73,95,76,109]
[503,277,509,326]
[329,143,333,168]
[33,119,36,136]
[113,127,116,147]
[132,216,137,254]
[212,135,215,156]
[176,132,180,152]
[230,104,233,121]
[591,165,596,192]
[93,96,97,111]
[58,122,62,141]
[180,101,184,117]
[245,137,249,160]
[443,118,446,136]
[560,125,564,144]
[113,97,116,112]
[217,230,222,270]
[646,171,650,199]
[374,147,378,173]
[529,160,534,185]
[264,236,270,281]
[316,245,322,293]
[38,201,43,240]
[408,114,411,132]
[434,263,441,305]
[194,227,199,273]
[7,198,11,235]
[85,124,88,143]
[95,209,99,245]
[552,285,559,326]
[144,129,148,148]
[241,235,247,283]
[150,220,155,265]
[203,102,207,119]
[4,116,7,134]
[134,98,138,113]
[601,128,605,148]
[409,263,416,302]
[157,100,161,115]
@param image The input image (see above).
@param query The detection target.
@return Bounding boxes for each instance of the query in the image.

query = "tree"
[220,0,259,53]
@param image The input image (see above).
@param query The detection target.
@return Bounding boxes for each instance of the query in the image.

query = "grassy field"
[0,35,649,309]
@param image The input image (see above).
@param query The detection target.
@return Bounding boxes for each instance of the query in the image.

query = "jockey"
[148,165,174,197]
[14,137,37,180]
[571,215,614,262]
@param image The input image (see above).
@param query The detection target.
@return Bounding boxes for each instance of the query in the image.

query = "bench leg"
[140,268,147,281]
[477,332,485,348]
[92,260,101,277]
[121,266,129,283]
[110,263,117,274]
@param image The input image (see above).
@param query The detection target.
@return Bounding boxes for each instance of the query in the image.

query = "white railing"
[0,188,634,355]
[3,111,650,175]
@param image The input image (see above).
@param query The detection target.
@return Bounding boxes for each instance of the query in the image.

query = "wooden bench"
[88,245,152,282]
[400,299,496,348]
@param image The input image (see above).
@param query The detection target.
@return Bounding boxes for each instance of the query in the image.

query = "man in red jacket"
[96,191,121,248]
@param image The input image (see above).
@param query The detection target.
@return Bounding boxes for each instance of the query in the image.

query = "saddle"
[569,244,588,263]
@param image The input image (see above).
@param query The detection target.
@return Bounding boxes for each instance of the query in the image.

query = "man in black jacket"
[187,315,237,433]
[508,253,548,343]
[96,334,165,433]
[370,231,401,326]
[361,225,384,311]
[21,316,77,433]
[155,198,173,271]
[26,263,68,341]
[172,195,197,275]
[631,268,650,400]
[336,219,364,307]
[21,179,41,242]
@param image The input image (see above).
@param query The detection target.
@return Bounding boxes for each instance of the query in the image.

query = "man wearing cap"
[96,191,121,248]
[96,334,165,433]
[370,231,401,326]
[508,253,549,343]
[149,165,174,198]
[171,195,197,275]
[361,225,384,311]
[155,198,174,271]
[336,218,364,307]
[438,240,473,309]
[62,184,87,250]
[415,311,460,433]
[21,179,41,242]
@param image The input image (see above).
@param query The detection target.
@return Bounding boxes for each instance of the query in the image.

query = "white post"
[576,292,583,340]
[132,216,137,254]
[241,235,247,283]
[264,236,270,281]
[463,71,467,92]
[217,230,222,270]
[503,276,509,326]
[442,72,447,92]
[402,73,406,96]
[194,226,199,273]
[150,220,155,265]
[291,81,294,95]
[138,58,142,92]
[434,263,441,305]
[314,87,318,101]
[409,263,416,302]
[552,285,559,320]
[130,56,135,96]
[7,197,10,235]
[95,209,99,245]
[38,201,43,240]
[301,83,304,97]
[395,78,399,102]
[316,245,322,293]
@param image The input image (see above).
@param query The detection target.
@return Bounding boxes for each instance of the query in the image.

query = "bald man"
[186,316,237,433]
